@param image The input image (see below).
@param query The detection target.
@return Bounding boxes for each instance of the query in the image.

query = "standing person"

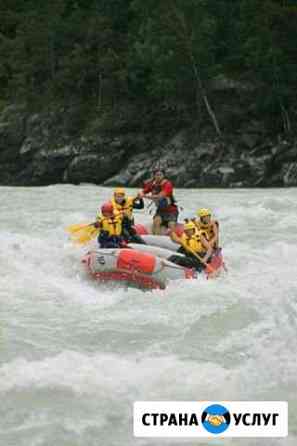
[111,187,145,244]
[141,168,178,235]
[195,208,219,251]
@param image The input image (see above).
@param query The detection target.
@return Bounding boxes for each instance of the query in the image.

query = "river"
[0,185,296,446]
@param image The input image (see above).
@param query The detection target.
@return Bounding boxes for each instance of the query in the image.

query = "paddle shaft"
[172,234,214,273]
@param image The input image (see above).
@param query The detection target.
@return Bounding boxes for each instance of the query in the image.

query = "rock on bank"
[0,103,296,187]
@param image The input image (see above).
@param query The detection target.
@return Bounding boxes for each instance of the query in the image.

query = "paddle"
[66,222,99,245]
[66,222,94,234]
[172,233,214,274]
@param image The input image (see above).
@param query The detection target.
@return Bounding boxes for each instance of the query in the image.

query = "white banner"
[134,401,288,437]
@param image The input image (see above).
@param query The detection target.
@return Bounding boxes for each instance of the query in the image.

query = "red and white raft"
[205,248,226,278]
[82,248,196,290]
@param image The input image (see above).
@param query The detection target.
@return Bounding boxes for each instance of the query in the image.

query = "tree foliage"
[0,0,296,130]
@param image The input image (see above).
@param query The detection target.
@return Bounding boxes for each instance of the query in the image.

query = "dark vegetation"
[1,0,297,136]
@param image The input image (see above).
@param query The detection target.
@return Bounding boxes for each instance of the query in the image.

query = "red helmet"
[101,202,114,216]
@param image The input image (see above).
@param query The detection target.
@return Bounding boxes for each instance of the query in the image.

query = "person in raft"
[94,202,126,249]
[111,187,145,244]
[169,221,212,272]
[141,168,178,235]
[195,208,219,252]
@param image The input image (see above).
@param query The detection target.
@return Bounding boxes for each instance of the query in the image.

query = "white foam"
[1,185,296,445]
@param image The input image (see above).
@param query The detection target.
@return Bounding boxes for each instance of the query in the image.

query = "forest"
[1,0,297,134]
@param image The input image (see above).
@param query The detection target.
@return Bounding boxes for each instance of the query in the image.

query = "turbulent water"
[0,185,296,446]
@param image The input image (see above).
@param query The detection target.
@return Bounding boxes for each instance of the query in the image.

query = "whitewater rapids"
[0,185,296,446]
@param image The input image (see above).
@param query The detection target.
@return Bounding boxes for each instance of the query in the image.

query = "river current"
[0,185,296,445]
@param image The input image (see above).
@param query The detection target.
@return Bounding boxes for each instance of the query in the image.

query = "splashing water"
[0,185,296,446]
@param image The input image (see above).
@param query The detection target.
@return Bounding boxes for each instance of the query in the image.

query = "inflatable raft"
[132,233,226,279]
[82,248,196,290]
[141,235,180,251]
[127,243,184,259]
[129,242,225,279]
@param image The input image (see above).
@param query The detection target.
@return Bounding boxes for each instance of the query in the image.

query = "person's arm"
[148,182,172,210]
[142,182,158,203]
[132,195,144,209]
[153,181,173,206]
[142,180,153,195]
[151,180,172,200]
[98,229,109,242]
[170,231,183,245]
[201,234,212,262]
[208,221,219,247]
[94,214,102,228]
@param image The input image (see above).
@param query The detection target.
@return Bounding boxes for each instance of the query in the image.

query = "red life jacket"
[143,179,177,213]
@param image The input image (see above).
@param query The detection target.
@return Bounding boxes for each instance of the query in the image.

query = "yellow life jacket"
[111,197,134,219]
[196,219,218,239]
[181,230,205,255]
[97,215,123,237]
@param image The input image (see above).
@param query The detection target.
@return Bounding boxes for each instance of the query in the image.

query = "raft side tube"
[81,248,196,289]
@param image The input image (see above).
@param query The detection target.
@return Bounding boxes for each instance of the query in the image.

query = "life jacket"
[181,230,205,255]
[98,215,123,237]
[151,179,177,212]
[111,197,134,220]
[151,181,162,195]
[196,219,219,248]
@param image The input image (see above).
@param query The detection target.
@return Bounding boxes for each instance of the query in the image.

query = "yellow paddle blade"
[65,222,91,234]
[69,225,99,245]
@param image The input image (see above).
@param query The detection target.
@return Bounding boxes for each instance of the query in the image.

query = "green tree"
[130,0,222,135]
[238,0,297,132]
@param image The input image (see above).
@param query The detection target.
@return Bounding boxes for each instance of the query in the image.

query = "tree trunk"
[49,31,56,81]
[171,4,222,137]
[280,102,291,133]
[97,73,102,109]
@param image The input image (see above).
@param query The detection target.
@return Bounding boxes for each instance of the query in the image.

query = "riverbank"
[1,82,296,187]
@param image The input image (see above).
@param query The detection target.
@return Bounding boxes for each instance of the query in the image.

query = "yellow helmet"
[197,208,211,218]
[184,221,196,231]
[114,187,126,196]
